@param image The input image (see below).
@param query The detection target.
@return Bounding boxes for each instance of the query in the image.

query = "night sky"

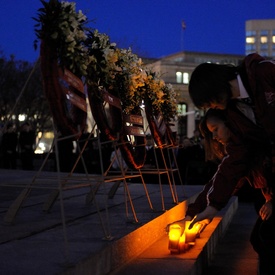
[1,0,275,62]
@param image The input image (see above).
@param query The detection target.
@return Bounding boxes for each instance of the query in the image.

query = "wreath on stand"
[85,33,147,169]
[143,72,177,148]
[34,0,178,170]
[34,0,88,138]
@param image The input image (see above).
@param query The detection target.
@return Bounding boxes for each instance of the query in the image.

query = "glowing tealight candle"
[185,221,199,244]
[178,232,189,252]
[168,223,184,253]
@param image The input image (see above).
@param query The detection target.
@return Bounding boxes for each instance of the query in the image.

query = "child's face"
[206,117,230,145]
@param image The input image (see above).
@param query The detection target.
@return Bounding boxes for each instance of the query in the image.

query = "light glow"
[246,37,255,44]
[168,220,203,253]
[168,223,184,253]
[18,114,26,122]
[185,221,200,244]
[261,36,268,43]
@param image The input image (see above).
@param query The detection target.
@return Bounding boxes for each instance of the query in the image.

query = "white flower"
[36,1,177,120]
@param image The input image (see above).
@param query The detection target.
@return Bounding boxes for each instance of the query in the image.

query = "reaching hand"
[188,206,218,229]
[259,200,273,221]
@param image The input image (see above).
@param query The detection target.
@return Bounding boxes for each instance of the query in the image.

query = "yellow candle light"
[168,223,184,253]
[178,232,189,252]
[185,221,200,244]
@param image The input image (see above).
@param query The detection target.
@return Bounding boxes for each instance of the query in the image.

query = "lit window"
[261,36,268,43]
[183,72,189,84]
[272,36,275,43]
[177,103,187,116]
[246,37,255,44]
[176,72,182,83]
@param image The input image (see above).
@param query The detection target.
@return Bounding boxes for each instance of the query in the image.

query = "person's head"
[189,63,237,110]
[199,108,231,161]
[6,123,15,132]
[181,136,193,148]
[21,122,32,132]
[193,129,200,137]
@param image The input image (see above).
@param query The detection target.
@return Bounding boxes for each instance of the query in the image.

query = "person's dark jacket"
[239,53,275,142]
[186,102,273,217]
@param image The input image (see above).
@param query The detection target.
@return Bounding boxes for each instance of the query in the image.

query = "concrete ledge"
[0,169,237,275]
[108,196,238,275]
[188,196,238,275]
[64,196,238,275]
[63,194,197,275]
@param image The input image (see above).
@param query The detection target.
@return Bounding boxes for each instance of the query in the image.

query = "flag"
[181,20,186,30]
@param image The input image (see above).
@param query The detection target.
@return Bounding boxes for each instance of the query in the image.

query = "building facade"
[246,19,275,58]
[144,51,244,137]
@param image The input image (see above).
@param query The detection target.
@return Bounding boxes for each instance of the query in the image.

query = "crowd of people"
[0,122,36,170]
[176,130,217,186]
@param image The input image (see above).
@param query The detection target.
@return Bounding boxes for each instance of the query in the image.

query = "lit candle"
[178,233,189,252]
[184,221,200,244]
[168,223,184,253]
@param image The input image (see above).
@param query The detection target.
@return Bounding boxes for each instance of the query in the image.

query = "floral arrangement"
[85,31,177,120]
[106,48,148,114]
[142,71,177,121]
[34,0,177,121]
[34,0,90,77]
[85,30,118,88]
[84,30,146,113]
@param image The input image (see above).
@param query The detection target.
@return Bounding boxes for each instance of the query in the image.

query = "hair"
[199,108,228,161]
[189,63,238,109]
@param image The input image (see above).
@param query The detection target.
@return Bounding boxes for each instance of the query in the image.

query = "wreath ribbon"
[88,86,146,169]
[40,41,87,139]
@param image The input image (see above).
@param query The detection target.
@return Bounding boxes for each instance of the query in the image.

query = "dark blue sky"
[1,0,275,62]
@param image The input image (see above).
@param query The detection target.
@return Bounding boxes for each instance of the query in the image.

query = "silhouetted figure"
[76,127,95,173]
[145,134,155,167]
[2,123,18,169]
[18,122,36,170]
[178,135,216,185]
[56,135,74,172]
[190,129,202,145]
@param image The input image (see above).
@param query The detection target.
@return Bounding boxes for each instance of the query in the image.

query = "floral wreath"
[34,0,178,166]
[85,33,148,168]
[34,0,177,118]
[34,0,90,137]
[34,0,90,76]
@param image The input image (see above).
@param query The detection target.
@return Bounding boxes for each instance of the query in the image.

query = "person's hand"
[259,200,273,221]
[165,216,192,233]
[188,206,218,229]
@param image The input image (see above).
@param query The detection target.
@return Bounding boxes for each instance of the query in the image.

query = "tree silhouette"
[0,51,52,136]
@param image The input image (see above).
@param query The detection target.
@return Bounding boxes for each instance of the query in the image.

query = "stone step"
[63,196,237,275]
[0,169,237,275]
[102,197,238,275]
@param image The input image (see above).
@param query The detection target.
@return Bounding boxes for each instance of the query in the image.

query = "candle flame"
[168,224,182,241]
